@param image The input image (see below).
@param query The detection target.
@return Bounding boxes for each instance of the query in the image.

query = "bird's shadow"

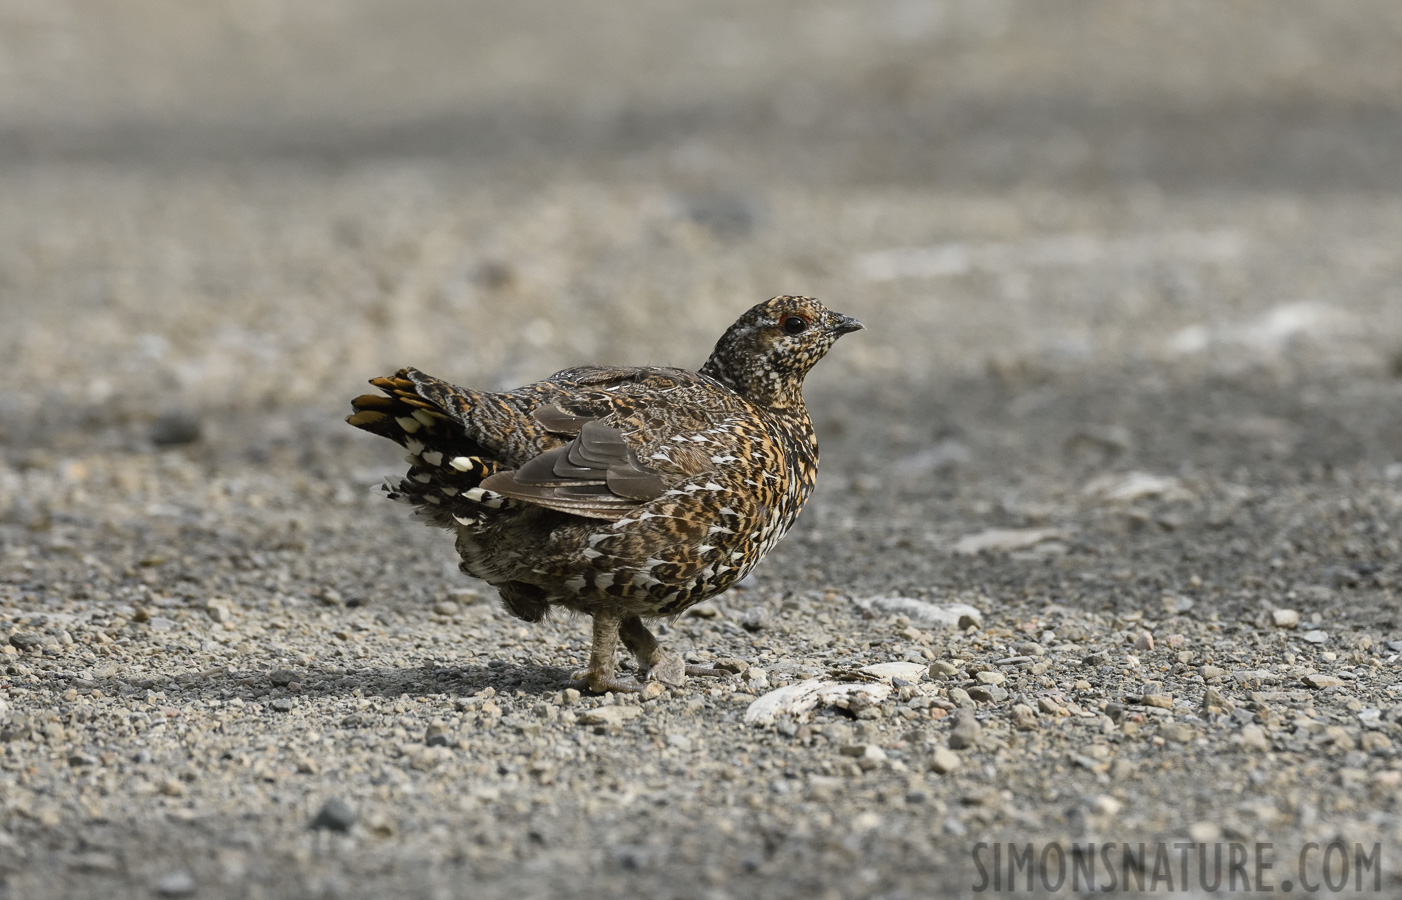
[79,660,577,709]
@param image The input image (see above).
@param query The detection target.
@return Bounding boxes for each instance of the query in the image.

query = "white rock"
[1189,821,1223,843]
[743,680,892,727]
[744,680,827,726]
[1271,609,1300,629]
[858,661,928,683]
[854,596,983,629]
[1091,794,1122,816]
[952,527,1065,555]
[1083,471,1189,503]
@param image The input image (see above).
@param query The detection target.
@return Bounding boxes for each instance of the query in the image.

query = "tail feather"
[348,367,516,529]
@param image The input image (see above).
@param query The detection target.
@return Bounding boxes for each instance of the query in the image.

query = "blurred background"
[0,0,1400,451]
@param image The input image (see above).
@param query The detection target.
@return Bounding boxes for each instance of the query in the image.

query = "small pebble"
[1189,822,1222,842]
[1361,732,1392,753]
[928,660,958,680]
[578,707,642,727]
[309,798,357,832]
[153,871,197,898]
[948,710,982,749]
[838,743,887,771]
[740,606,769,631]
[1239,724,1270,752]
[929,746,962,774]
[1092,794,1122,816]
[1201,687,1233,712]
[1160,722,1195,743]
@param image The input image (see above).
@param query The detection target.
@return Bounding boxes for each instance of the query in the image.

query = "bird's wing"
[477,407,666,520]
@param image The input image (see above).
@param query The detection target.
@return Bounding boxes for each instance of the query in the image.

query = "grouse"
[347,296,862,692]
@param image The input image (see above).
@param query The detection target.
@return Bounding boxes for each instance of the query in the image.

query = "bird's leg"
[619,614,733,686]
[619,615,683,686]
[566,611,643,694]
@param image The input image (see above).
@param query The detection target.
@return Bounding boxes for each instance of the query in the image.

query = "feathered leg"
[567,611,643,694]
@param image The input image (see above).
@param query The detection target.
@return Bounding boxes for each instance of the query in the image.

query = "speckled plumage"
[348,296,862,692]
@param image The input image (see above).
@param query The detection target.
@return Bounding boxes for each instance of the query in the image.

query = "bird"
[347,296,862,693]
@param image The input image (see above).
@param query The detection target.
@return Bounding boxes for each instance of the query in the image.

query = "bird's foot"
[683,664,734,679]
[564,669,645,694]
[566,659,734,693]
[636,652,739,687]
[638,651,686,687]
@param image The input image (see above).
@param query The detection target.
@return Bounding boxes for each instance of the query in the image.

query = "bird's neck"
[699,354,806,411]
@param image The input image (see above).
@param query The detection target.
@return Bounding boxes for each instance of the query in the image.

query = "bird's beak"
[830,314,865,335]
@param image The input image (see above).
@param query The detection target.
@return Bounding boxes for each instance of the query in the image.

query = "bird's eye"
[782,316,809,335]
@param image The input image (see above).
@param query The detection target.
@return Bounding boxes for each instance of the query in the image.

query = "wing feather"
[479,419,665,520]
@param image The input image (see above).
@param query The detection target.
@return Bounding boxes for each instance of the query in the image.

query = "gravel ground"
[3,3,1402,898]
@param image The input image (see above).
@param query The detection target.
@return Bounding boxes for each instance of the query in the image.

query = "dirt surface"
[3,2,1402,898]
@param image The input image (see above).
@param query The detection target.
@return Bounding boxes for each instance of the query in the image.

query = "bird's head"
[699,296,863,409]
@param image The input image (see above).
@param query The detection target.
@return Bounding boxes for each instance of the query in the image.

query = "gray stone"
[966,685,1008,703]
[309,798,357,832]
[740,606,769,631]
[149,411,202,447]
[928,660,959,680]
[8,632,49,651]
[948,710,983,749]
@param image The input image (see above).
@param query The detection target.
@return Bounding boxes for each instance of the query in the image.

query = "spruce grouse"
[347,296,862,692]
